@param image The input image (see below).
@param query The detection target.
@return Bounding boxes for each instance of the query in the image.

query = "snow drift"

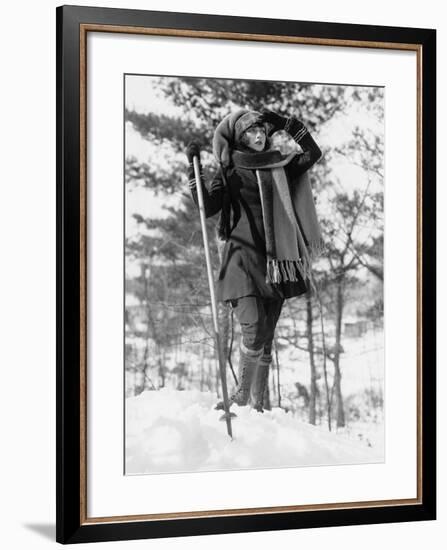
[125,389,383,475]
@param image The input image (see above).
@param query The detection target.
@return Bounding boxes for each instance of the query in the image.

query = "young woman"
[186,109,323,412]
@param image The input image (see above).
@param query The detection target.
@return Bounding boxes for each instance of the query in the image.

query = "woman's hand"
[260,110,308,141]
[186,141,201,164]
[186,141,203,191]
[259,109,288,134]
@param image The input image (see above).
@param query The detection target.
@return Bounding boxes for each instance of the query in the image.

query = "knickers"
[230,296,284,354]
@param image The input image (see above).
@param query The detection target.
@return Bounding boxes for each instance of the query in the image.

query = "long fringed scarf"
[231,149,325,284]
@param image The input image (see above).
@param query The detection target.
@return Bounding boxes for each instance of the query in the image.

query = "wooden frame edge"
[56,8,435,542]
[79,22,425,525]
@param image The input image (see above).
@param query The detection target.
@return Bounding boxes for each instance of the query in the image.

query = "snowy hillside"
[125,389,384,475]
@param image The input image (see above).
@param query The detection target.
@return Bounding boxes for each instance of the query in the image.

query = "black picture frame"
[56,4,436,544]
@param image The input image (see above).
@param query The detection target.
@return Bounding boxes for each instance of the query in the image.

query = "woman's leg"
[250,298,284,412]
[215,296,266,410]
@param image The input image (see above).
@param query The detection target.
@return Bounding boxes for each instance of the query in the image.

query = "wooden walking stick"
[192,156,234,439]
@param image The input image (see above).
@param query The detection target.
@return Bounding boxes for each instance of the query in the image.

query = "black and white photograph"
[124,74,385,475]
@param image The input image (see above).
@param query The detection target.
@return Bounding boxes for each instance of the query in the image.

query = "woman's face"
[240,124,266,152]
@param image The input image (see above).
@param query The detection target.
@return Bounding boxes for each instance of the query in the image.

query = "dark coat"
[189,132,321,303]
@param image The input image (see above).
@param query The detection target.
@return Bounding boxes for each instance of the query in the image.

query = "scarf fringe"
[266,237,326,284]
[266,259,310,284]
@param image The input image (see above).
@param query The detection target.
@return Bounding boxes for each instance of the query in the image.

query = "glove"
[186,141,203,189]
[186,141,201,165]
[260,110,308,142]
[259,109,288,135]
[283,116,308,143]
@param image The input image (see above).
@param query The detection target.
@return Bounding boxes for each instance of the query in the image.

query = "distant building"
[343,317,369,338]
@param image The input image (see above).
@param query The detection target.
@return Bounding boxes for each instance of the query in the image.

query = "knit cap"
[233,111,264,143]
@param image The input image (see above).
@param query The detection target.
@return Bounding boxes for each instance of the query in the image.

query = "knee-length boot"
[250,352,272,412]
[215,343,264,410]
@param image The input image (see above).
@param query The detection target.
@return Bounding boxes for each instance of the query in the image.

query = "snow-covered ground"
[125,389,384,475]
[275,326,384,397]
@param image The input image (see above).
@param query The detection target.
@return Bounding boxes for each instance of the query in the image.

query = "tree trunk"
[333,275,346,428]
[271,351,277,402]
[158,353,165,388]
[263,382,271,411]
[306,291,318,425]
[273,340,281,408]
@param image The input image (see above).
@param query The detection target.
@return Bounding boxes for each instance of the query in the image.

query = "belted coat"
[189,131,322,303]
